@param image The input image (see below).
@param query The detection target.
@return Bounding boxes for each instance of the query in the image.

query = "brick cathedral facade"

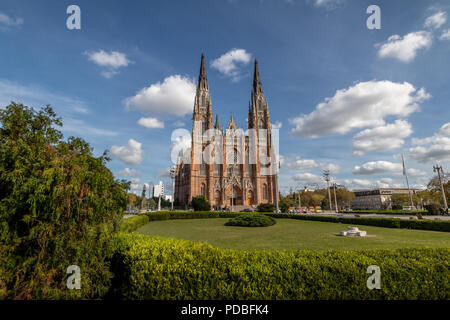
[174,54,279,209]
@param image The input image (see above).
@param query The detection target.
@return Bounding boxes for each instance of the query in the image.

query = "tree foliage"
[189,195,211,211]
[0,102,128,299]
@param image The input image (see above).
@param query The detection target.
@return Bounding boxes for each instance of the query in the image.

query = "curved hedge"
[225,214,276,227]
[110,232,450,300]
[140,211,450,233]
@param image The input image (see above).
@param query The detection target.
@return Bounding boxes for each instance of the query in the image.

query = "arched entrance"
[247,190,254,205]
[228,186,242,206]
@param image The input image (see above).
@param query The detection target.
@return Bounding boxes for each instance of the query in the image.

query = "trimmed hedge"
[119,215,149,232]
[110,232,450,300]
[341,210,428,215]
[225,214,276,227]
[142,211,450,233]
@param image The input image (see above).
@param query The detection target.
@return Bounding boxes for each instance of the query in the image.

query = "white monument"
[338,226,367,237]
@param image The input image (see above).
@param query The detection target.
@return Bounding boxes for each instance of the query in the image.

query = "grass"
[135,218,450,251]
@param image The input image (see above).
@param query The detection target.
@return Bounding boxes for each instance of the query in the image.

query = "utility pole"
[170,166,176,211]
[332,182,339,213]
[402,154,414,209]
[323,170,333,212]
[433,165,448,210]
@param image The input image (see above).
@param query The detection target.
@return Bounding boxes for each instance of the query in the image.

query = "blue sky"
[1,0,449,195]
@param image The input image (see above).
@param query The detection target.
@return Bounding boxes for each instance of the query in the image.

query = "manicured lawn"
[135,218,450,251]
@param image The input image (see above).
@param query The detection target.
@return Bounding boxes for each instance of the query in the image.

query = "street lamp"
[170,166,176,211]
[433,165,448,210]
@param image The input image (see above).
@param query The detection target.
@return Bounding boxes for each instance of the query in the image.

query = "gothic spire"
[197,53,208,91]
[252,59,263,95]
[214,113,220,130]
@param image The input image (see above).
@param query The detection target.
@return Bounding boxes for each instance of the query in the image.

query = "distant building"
[350,188,420,210]
[153,181,164,198]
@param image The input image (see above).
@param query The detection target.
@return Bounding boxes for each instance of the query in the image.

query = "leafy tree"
[0,102,127,299]
[189,195,211,211]
[279,196,295,213]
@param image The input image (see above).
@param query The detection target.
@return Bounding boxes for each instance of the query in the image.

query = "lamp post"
[170,166,176,211]
[332,182,339,214]
[323,170,332,212]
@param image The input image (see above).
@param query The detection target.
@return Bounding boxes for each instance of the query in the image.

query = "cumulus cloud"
[310,0,345,10]
[271,121,282,129]
[409,122,450,163]
[137,117,164,129]
[285,157,319,170]
[352,120,413,155]
[210,49,252,81]
[377,31,432,63]
[320,163,341,174]
[290,81,429,138]
[84,50,131,78]
[424,11,447,29]
[0,12,23,31]
[118,168,141,177]
[111,139,143,165]
[172,120,185,127]
[170,128,192,164]
[440,29,450,40]
[342,178,404,190]
[292,172,323,185]
[125,75,196,117]
[352,161,403,175]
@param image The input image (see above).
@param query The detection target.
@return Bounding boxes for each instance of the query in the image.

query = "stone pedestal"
[339,226,367,237]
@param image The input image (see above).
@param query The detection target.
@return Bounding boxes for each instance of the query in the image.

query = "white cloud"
[125,75,196,117]
[111,139,143,165]
[271,121,282,129]
[424,11,447,29]
[311,0,345,10]
[210,49,252,81]
[137,117,164,129]
[440,29,450,40]
[170,128,192,164]
[320,163,341,174]
[409,122,450,163]
[352,120,413,155]
[285,157,319,170]
[118,168,141,177]
[290,81,429,137]
[172,120,185,127]
[292,172,323,185]
[0,12,23,31]
[352,161,402,175]
[377,31,432,63]
[342,178,404,190]
[84,50,131,78]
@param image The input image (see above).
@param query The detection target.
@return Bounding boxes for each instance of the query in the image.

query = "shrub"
[225,214,276,227]
[189,195,211,211]
[425,204,441,215]
[110,232,450,300]
[119,215,149,232]
[0,103,127,299]
[257,203,275,212]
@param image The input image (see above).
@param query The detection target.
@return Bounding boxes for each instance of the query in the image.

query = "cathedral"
[174,54,279,210]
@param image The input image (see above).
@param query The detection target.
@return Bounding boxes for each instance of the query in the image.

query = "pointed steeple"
[214,113,220,130]
[197,53,208,91]
[252,59,263,95]
[227,112,237,130]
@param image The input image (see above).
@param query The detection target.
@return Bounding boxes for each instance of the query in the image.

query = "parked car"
[240,208,253,212]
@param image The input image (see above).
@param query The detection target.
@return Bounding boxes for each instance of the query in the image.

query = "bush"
[225,214,276,227]
[341,210,428,215]
[119,215,149,233]
[110,232,450,300]
[257,203,275,212]
[425,204,441,215]
[189,195,211,211]
[0,103,127,299]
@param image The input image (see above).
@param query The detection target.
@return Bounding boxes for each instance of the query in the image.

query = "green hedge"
[110,232,450,300]
[341,210,428,215]
[119,215,149,232]
[143,211,450,232]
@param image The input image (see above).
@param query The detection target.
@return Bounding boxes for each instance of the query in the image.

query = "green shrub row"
[109,232,450,300]
[341,210,428,215]
[119,215,149,232]
[142,211,450,232]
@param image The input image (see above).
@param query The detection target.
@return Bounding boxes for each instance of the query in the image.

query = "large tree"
[0,102,128,299]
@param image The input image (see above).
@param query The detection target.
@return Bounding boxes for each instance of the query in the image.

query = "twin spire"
[195,53,267,129]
